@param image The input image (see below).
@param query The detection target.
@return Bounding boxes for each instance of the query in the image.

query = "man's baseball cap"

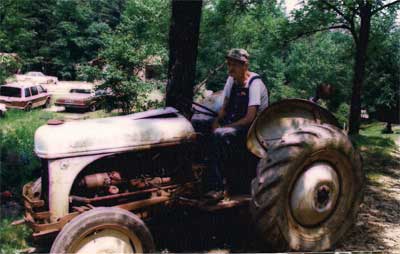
[226,48,249,63]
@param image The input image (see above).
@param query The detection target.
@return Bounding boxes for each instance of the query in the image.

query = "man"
[203,48,269,201]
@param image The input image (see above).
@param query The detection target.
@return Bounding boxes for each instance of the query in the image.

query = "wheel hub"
[73,229,136,254]
[290,162,339,227]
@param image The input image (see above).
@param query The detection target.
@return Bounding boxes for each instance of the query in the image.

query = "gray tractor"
[18,91,363,253]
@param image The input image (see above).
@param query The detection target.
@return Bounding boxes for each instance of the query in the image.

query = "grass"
[351,122,400,183]
[0,218,31,254]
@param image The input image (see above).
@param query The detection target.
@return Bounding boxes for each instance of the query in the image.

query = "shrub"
[0,110,56,194]
[0,54,22,84]
[334,102,350,128]
[76,65,103,82]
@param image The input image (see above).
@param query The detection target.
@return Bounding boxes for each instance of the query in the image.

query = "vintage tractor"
[18,92,363,253]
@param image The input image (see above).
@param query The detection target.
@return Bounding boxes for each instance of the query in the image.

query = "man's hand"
[211,120,220,131]
[225,105,258,129]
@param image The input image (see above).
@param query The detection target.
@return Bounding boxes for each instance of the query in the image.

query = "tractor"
[17,91,363,253]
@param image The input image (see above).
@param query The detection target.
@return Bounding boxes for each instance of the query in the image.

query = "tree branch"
[320,0,352,24]
[285,24,350,45]
[193,62,225,95]
[371,0,400,15]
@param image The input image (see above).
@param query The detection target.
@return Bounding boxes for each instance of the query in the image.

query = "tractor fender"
[247,99,341,158]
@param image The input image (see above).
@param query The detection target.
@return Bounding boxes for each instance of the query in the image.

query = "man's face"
[226,58,247,79]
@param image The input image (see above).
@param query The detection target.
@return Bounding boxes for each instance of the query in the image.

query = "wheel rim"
[290,162,340,227]
[68,225,143,253]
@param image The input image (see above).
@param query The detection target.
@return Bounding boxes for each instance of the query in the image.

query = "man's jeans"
[192,118,247,192]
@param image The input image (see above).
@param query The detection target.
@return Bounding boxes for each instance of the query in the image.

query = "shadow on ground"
[148,207,261,252]
[336,136,400,251]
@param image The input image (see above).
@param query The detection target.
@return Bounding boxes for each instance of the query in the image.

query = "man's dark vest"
[223,75,261,124]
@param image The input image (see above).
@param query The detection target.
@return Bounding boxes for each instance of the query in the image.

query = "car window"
[37,85,44,93]
[31,86,39,96]
[70,89,91,94]
[95,90,106,96]
[0,86,21,97]
[25,88,31,97]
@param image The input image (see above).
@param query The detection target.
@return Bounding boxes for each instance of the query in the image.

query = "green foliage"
[76,64,103,82]
[364,13,400,113]
[0,54,22,84]
[0,110,57,193]
[286,32,353,109]
[96,0,169,114]
[0,218,31,253]
[333,102,350,127]
[197,0,288,95]
[0,0,399,122]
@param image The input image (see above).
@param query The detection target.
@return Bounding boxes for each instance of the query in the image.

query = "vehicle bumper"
[55,103,89,109]
[16,182,80,240]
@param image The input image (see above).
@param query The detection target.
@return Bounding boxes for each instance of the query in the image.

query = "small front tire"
[50,207,155,253]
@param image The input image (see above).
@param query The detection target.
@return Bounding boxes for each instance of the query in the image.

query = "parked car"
[0,103,6,117]
[15,71,58,85]
[55,87,108,112]
[0,83,51,111]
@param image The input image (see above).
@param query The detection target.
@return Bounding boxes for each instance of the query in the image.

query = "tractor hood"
[35,107,196,159]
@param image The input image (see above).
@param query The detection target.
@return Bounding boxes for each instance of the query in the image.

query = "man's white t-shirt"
[222,72,269,113]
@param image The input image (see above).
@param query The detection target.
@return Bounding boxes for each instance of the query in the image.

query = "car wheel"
[50,207,155,253]
[25,104,32,111]
[89,104,96,112]
[44,99,51,108]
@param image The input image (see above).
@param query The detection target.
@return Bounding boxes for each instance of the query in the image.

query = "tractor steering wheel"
[191,101,218,117]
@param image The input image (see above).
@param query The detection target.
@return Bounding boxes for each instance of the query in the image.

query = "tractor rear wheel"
[50,207,155,253]
[250,124,363,251]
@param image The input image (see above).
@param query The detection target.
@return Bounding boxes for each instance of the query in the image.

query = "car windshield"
[0,86,21,97]
[26,72,45,77]
[70,89,92,94]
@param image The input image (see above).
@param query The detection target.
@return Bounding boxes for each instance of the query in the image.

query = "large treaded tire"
[250,123,363,251]
[50,207,155,253]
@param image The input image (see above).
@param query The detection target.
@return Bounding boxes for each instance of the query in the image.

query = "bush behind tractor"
[16,91,363,253]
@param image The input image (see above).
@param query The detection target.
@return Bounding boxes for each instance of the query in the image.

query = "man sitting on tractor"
[203,48,269,201]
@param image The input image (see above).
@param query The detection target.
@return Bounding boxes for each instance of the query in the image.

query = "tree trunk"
[166,0,203,118]
[348,3,372,135]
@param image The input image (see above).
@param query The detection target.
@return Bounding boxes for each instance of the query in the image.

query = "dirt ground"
[335,136,400,252]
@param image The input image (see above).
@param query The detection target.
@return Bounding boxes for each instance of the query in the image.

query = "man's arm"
[212,96,228,130]
[224,105,258,129]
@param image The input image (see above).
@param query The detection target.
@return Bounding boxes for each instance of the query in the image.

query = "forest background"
[1,0,399,128]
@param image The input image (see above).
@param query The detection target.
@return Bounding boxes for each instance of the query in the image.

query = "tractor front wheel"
[50,207,155,253]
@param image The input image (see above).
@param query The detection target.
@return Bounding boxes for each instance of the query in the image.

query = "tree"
[290,0,400,134]
[166,0,203,117]
[364,11,400,130]
[93,0,169,114]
